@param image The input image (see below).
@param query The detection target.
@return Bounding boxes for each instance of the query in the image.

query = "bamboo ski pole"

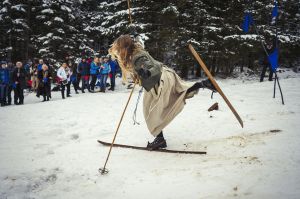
[99,82,137,174]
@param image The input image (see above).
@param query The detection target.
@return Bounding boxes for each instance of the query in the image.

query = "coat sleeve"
[134,56,161,79]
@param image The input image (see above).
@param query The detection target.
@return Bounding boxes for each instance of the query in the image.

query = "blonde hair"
[109,35,144,76]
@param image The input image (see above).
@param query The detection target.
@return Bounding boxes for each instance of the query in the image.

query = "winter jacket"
[41,70,50,85]
[108,60,118,73]
[37,64,43,71]
[78,61,90,76]
[90,62,100,75]
[132,50,162,92]
[0,68,9,84]
[7,66,14,85]
[101,62,111,75]
[12,67,27,89]
[57,67,71,81]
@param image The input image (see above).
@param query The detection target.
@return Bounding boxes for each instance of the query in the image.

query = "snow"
[11,4,26,13]
[224,34,261,41]
[61,5,72,13]
[162,5,179,15]
[41,9,54,14]
[0,71,300,198]
[54,17,64,23]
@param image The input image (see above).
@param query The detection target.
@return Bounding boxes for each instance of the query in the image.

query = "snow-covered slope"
[0,73,300,199]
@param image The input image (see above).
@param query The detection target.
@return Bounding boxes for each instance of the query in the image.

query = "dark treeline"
[0,0,299,78]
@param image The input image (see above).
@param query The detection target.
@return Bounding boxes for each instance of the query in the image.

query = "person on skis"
[109,34,217,150]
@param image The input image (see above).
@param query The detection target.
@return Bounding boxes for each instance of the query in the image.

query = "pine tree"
[32,0,79,63]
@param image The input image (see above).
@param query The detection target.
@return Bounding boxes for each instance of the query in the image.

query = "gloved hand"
[12,83,17,89]
[137,68,151,79]
[43,78,48,83]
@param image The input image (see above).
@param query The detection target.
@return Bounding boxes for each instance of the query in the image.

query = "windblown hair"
[109,35,144,76]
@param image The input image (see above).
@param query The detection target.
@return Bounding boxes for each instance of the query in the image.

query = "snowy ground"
[0,70,300,199]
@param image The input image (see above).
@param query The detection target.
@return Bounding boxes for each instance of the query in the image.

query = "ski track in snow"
[0,72,300,199]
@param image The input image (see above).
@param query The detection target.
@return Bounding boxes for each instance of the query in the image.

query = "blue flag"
[271,1,278,24]
[242,13,253,33]
[268,48,279,72]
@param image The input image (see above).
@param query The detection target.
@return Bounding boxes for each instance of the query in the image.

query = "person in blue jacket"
[89,57,100,92]
[78,58,91,93]
[108,55,119,91]
[99,56,111,93]
[0,61,9,106]
[6,62,14,105]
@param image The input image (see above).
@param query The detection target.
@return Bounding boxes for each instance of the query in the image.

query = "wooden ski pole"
[189,44,244,128]
[99,82,137,174]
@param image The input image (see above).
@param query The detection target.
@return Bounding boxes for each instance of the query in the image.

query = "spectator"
[108,55,119,91]
[260,39,275,82]
[57,62,71,99]
[30,62,39,92]
[41,64,51,102]
[24,59,32,79]
[100,56,111,93]
[69,62,79,94]
[75,60,81,91]
[12,62,26,105]
[90,57,100,92]
[78,58,90,93]
[36,59,44,97]
[6,62,14,105]
[37,59,43,71]
[0,61,9,106]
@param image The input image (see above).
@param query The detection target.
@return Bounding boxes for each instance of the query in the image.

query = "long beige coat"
[143,67,198,136]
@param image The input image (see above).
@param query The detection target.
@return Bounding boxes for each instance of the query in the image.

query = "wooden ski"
[188,44,244,128]
[98,140,206,155]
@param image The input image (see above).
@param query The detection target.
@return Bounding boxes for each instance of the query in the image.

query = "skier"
[109,35,217,150]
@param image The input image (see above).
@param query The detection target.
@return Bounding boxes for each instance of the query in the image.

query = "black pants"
[81,76,90,92]
[14,84,24,104]
[76,74,81,89]
[0,84,7,105]
[42,83,51,100]
[7,85,12,104]
[260,64,273,82]
[72,81,78,92]
[61,82,70,98]
[110,72,116,89]
[90,74,97,91]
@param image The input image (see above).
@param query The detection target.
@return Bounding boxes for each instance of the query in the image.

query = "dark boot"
[187,79,217,93]
[62,91,65,99]
[147,132,167,150]
[42,96,46,102]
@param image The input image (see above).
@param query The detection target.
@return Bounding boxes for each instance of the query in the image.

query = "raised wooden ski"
[189,44,244,128]
[98,140,206,155]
